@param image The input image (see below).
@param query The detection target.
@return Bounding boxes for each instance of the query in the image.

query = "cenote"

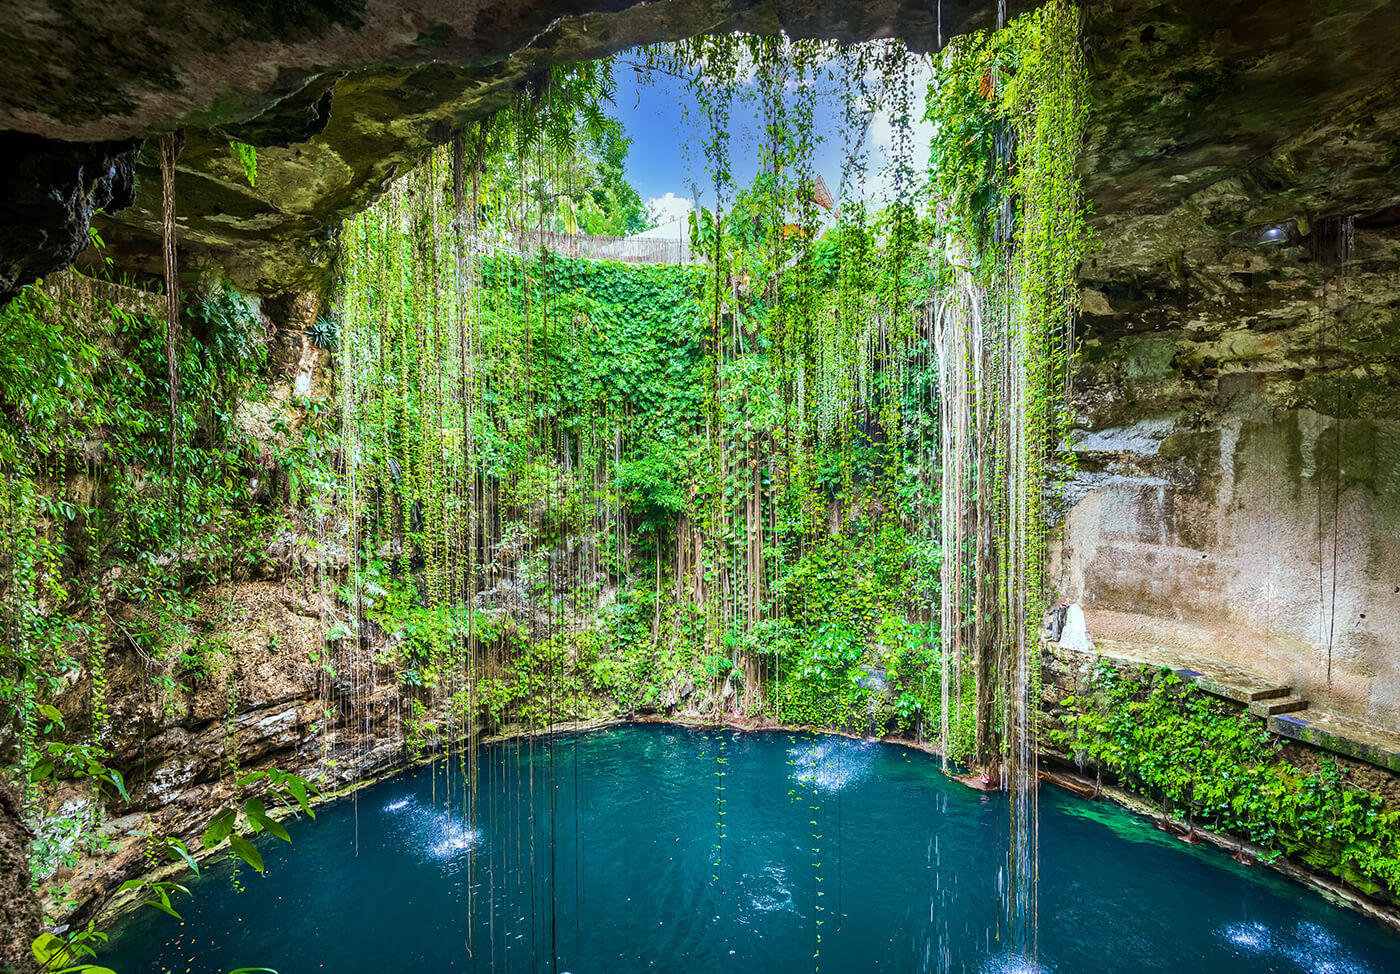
[101,725,1400,973]
[8,0,1400,971]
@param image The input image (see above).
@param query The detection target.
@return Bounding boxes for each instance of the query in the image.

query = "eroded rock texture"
[0,782,40,973]
[1053,0,1400,728]
[0,135,140,303]
[0,0,1011,294]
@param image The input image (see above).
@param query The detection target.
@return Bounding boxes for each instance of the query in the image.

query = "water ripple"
[790,738,875,793]
[380,794,480,866]
[1218,919,1374,973]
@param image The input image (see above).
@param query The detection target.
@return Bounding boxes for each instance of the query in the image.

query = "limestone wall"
[1053,223,1400,727]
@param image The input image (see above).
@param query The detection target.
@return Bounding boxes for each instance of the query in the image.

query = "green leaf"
[32,932,71,966]
[145,889,183,920]
[38,704,65,726]
[284,777,314,819]
[166,838,201,875]
[244,797,290,842]
[202,806,237,849]
[229,141,258,187]
[228,833,265,873]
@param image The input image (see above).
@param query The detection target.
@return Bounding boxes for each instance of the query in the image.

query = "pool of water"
[103,724,1400,973]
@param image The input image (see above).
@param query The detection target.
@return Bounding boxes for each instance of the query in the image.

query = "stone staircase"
[1168,663,1307,716]
[1247,694,1309,718]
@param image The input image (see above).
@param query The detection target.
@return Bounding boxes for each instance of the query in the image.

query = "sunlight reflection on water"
[381,793,479,865]
[790,737,875,792]
[1218,919,1375,973]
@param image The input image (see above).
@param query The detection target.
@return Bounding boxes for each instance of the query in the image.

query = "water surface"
[104,724,1400,973]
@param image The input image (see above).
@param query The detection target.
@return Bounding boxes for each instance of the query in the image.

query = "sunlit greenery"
[9,5,1382,970]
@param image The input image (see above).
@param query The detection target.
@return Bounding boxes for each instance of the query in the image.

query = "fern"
[229,141,258,188]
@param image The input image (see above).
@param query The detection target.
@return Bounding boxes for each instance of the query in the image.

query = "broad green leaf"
[228,833,265,873]
[32,932,71,965]
[202,806,237,849]
[245,798,290,842]
[166,838,201,874]
[144,889,182,920]
[284,777,314,819]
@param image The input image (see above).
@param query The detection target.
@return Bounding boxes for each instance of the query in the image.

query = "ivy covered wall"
[1043,650,1400,903]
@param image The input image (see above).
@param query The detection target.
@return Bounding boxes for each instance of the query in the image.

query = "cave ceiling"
[1,0,1399,297]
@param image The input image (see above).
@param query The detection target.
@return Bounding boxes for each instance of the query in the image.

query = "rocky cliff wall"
[1045,0,1400,731]
[1056,221,1400,728]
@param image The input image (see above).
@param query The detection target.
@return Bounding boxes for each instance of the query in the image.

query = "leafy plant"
[229,141,258,188]
[31,922,114,974]
[199,767,318,875]
[1055,664,1400,896]
[308,313,338,351]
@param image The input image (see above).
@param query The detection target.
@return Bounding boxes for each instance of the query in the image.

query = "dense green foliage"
[338,196,948,743]
[0,276,274,737]
[459,61,656,236]
[1055,665,1400,898]
[328,10,1094,784]
[0,269,335,928]
[325,37,977,766]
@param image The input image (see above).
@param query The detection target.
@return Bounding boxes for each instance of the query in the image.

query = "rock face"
[1054,219,1400,728]
[0,782,40,973]
[5,0,1399,300]
[1049,0,1400,731]
[0,134,140,303]
[0,0,1012,295]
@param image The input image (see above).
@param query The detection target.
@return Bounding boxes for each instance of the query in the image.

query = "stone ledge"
[1270,710,1400,775]
[1049,637,1400,775]
[1173,667,1292,706]
[1058,636,1294,704]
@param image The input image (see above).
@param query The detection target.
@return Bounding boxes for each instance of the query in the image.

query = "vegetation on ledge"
[1053,664,1400,900]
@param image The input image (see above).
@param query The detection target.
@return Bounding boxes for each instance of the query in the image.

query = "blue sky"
[608,48,936,229]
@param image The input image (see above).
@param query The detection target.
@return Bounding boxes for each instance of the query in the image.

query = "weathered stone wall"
[1053,222,1400,727]
[0,782,40,974]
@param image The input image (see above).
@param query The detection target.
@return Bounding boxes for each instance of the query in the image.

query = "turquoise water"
[103,724,1400,973]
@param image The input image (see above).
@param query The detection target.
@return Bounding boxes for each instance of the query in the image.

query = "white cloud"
[863,57,936,204]
[647,192,695,227]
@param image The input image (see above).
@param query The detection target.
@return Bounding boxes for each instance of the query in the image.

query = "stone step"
[1248,695,1309,718]
[1270,710,1400,774]
[1173,667,1292,705]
